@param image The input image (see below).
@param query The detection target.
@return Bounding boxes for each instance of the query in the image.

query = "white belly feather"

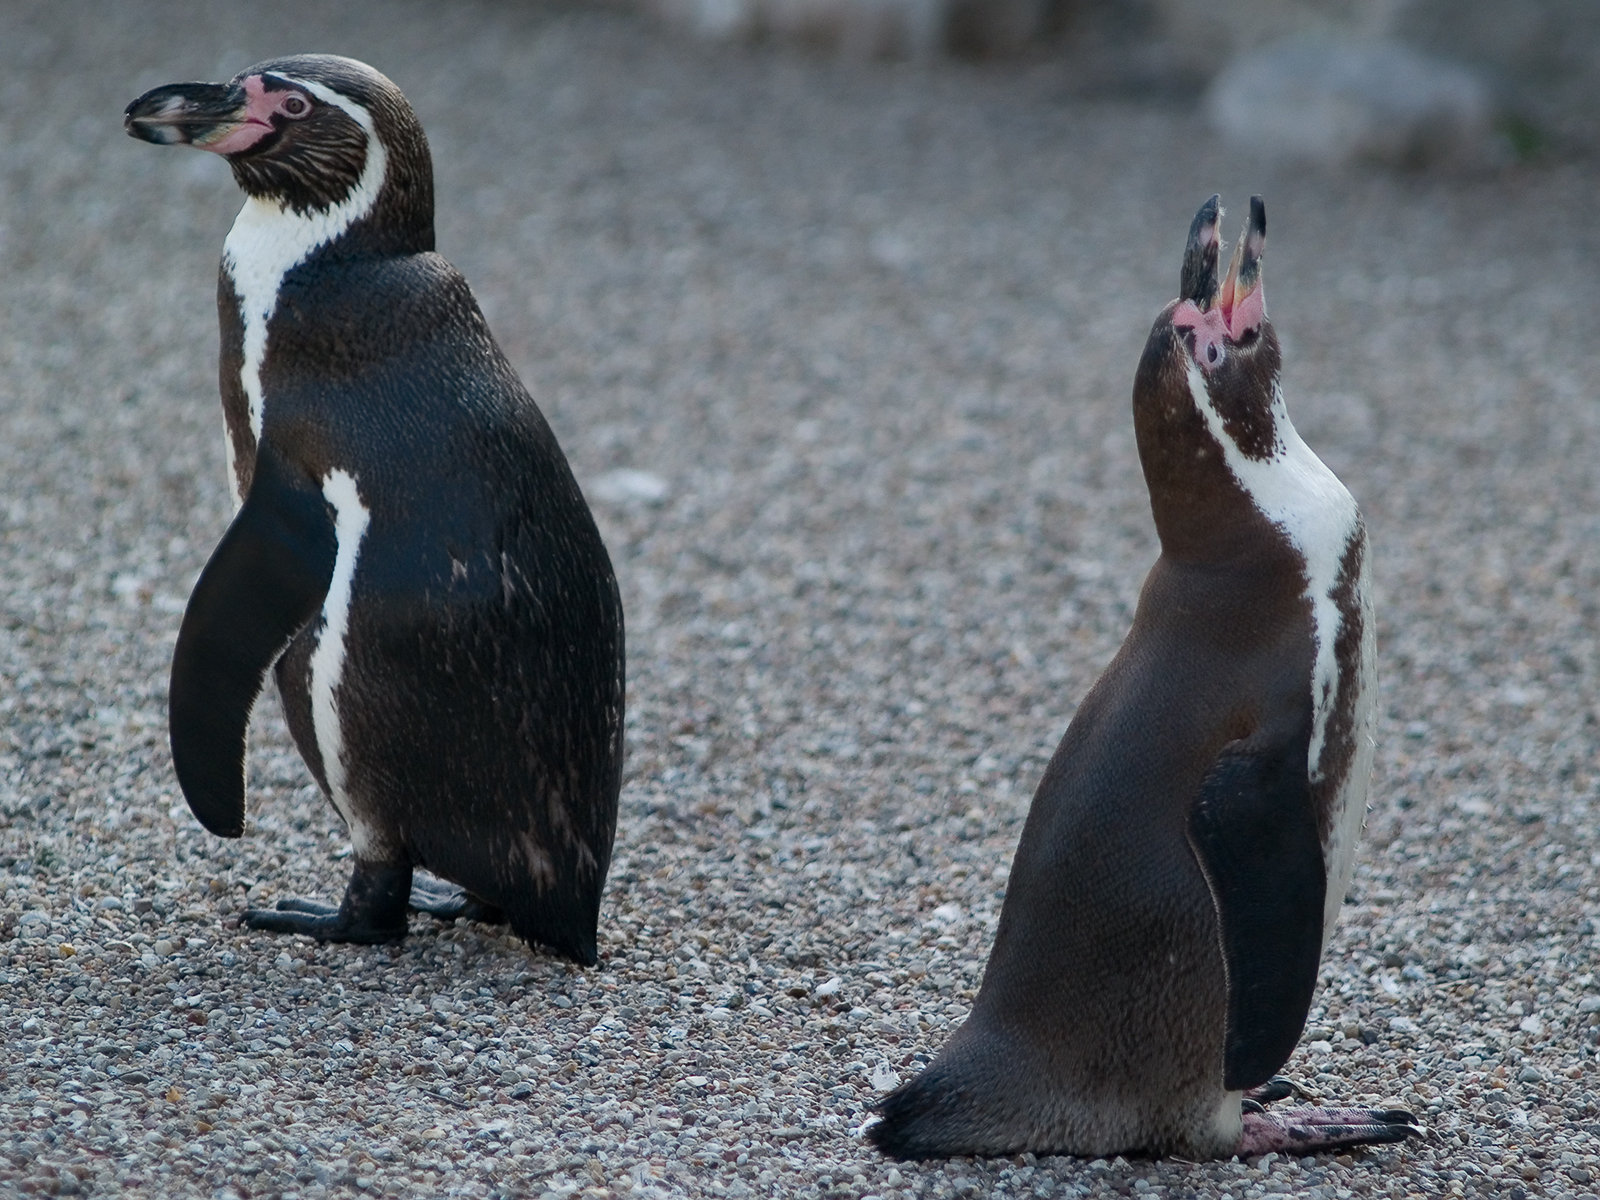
[308,468,374,856]
[1185,364,1374,946]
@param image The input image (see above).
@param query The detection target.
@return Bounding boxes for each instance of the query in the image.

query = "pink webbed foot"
[1239,1102,1422,1155]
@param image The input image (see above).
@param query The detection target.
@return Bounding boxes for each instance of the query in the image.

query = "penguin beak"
[1217,196,1266,340]
[124,80,261,154]
[1179,194,1223,311]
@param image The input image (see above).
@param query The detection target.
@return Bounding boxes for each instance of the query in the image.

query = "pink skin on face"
[1173,300,1231,372]
[1173,281,1264,374]
[198,76,307,155]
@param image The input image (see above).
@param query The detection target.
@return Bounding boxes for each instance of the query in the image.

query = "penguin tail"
[510,913,599,967]
[867,1059,988,1160]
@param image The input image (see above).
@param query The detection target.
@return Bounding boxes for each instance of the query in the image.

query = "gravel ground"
[3,1,1600,1198]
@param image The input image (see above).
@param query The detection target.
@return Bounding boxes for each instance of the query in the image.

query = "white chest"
[1184,365,1375,945]
[1184,366,1367,783]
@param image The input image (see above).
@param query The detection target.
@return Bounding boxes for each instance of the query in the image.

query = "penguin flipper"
[169,445,336,837]
[1188,741,1326,1091]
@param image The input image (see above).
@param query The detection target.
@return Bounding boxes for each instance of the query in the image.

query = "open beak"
[124,81,251,151]
[1217,196,1266,339]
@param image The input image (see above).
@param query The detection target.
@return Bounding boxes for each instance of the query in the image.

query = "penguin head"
[1133,196,1293,554]
[126,54,433,253]
[1165,194,1281,451]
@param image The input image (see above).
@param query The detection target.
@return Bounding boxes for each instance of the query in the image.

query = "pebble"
[2,2,1599,1198]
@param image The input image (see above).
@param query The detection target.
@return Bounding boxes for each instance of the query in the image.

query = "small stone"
[1519,1066,1544,1083]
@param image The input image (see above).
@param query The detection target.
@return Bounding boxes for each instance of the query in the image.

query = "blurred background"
[640,0,1600,162]
[2,0,1599,1195]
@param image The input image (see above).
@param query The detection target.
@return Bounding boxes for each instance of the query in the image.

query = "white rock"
[589,468,670,506]
[1206,36,1494,167]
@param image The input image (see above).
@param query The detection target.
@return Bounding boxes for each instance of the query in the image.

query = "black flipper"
[169,444,336,836]
[1188,738,1326,1091]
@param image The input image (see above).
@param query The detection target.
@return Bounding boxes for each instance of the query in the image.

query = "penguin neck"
[1135,387,1286,568]
[220,129,434,488]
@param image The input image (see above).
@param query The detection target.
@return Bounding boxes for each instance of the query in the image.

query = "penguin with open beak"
[869,196,1420,1159]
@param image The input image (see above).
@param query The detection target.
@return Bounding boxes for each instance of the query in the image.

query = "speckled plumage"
[127,55,624,964]
[870,197,1408,1160]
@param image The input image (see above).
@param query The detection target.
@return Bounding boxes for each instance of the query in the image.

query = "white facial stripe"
[1183,364,1363,784]
[220,78,386,491]
[309,469,372,855]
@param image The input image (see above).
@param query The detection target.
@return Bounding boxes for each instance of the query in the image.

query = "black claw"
[1242,1099,1266,1114]
[1365,1122,1422,1145]
[1246,1078,1296,1105]
[274,897,340,916]
[1370,1108,1418,1125]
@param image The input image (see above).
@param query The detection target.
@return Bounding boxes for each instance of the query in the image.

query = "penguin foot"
[408,872,506,925]
[1238,1104,1422,1155]
[243,859,411,944]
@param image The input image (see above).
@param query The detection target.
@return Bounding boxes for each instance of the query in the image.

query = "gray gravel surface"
[3,1,1600,1197]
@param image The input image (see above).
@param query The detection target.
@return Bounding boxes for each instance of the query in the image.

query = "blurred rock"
[1396,0,1600,150]
[636,0,1600,154]
[641,0,1063,58]
[589,468,671,506]
[1205,36,1494,167]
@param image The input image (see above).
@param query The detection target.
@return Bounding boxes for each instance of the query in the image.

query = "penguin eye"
[1205,342,1223,367]
[279,94,312,119]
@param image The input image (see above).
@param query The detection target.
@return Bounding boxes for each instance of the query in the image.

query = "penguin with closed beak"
[869,196,1420,1159]
[125,55,624,965]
